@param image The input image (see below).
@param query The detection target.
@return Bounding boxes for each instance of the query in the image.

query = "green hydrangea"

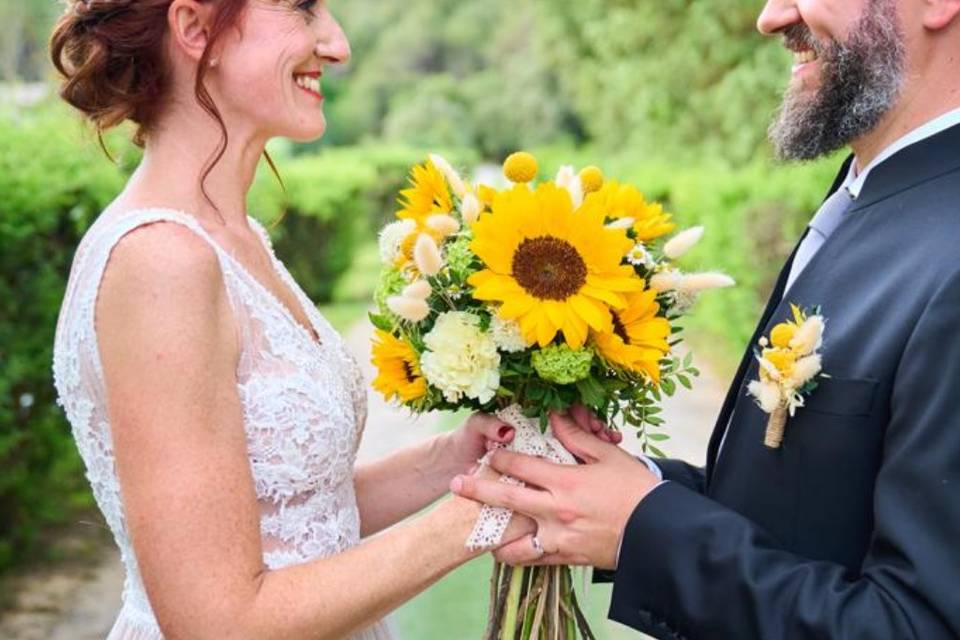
[531,344,594,385]
[445,234,478,279]
[374,267,407,317]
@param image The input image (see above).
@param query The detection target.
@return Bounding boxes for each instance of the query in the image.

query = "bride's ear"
[921,0,960,31]
[168,0,216,63]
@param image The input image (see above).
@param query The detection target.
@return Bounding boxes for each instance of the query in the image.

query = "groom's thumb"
[550,412,608,463]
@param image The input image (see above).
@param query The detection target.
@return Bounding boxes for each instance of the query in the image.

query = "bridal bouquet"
[371,152,733,639]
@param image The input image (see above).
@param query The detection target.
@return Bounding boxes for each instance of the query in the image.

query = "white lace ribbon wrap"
[466,404,577,551]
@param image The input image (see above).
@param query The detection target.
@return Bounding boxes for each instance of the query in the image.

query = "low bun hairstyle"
[50,0,175,147]
[50,0,282,211]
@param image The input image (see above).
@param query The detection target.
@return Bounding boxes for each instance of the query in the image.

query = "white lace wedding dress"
[53,208,395,639]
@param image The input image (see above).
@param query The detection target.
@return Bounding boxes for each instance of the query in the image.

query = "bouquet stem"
[488,562,593,639]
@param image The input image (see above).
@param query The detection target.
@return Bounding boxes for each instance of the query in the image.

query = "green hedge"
[250,144,475,302]
[0,102,462,573]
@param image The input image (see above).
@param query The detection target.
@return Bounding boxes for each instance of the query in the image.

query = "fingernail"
[450,476,463,492]
[498,426,514,439]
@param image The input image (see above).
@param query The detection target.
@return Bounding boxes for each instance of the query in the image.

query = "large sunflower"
[468,183,642,348]
[397,161,454,225]
[371,330,428,403]
[593,289,671,383]
[586,181,676,242]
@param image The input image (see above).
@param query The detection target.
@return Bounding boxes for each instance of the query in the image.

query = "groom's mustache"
[781,23,824,56]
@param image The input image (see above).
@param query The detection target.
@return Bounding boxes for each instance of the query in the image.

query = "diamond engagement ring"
[531,535,546,557]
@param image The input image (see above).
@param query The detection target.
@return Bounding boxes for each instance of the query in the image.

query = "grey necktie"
[715,185,855,460]
[785,186,855,294]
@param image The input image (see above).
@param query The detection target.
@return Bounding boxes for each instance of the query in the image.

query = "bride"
[48,1,549,637]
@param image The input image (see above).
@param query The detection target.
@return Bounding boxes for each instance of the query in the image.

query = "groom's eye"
[296,0,318,18]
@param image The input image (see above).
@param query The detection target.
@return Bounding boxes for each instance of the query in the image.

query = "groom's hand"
[450,412,660,570]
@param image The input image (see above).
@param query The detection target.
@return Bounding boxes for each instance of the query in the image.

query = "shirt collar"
[848,107,960,199]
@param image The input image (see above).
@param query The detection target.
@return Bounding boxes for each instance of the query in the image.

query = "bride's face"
[213,0,350,142]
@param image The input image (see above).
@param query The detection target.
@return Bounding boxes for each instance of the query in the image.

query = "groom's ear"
[921,0,960,31]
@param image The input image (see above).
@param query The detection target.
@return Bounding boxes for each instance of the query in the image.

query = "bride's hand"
[567,404,623,445]
[446,408,620,477]
[440,465,537,553]
[444,413,517,476]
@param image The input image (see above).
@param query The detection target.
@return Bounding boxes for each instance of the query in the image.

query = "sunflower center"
[612,312,630,344]
[402,359,418,383]
[511,237,587,300]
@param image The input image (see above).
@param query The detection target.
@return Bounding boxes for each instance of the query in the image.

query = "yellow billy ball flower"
[579,166,604,194]
[770,323,798,349]
[503,152,539,184]
[763,348,797,378]
[371,330,428,403]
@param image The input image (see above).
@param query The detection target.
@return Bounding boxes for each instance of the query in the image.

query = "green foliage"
[533,0,791,164]
[0,0,61,81]
[0,102,468,572]
[329,0,577,157]
[0,104,130,570]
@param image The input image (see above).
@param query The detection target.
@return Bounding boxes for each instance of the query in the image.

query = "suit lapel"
[704,155,855,484]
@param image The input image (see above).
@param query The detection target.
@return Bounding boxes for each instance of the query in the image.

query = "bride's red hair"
[50,1,283,210]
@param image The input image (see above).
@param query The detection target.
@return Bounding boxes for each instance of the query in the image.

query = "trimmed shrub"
[0,102,467,572]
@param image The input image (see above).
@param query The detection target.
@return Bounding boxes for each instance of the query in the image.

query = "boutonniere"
[747,304,828,449]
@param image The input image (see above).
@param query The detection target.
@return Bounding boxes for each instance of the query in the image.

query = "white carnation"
[421,312,501,404]
[490,316,527,353]
[379,219,416,264]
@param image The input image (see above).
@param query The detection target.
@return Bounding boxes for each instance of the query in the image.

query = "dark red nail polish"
[498,426,514,439]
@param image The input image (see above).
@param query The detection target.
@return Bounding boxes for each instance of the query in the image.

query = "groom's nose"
[758,0,801,36]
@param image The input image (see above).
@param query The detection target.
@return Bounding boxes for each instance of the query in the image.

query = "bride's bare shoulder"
[95,216,234,359]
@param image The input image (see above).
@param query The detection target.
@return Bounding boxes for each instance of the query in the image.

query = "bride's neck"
[122,102,268,227]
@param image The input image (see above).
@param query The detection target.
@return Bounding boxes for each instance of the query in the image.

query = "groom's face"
[758,0,905,161]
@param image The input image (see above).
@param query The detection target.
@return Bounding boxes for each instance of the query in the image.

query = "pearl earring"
[209,57,219,68]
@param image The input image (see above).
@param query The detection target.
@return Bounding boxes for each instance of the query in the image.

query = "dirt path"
[0,317,725,639]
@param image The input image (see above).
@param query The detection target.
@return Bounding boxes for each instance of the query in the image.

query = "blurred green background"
[0,0,843,636]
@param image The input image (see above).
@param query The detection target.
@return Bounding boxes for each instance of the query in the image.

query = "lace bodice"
[52,208,393,639]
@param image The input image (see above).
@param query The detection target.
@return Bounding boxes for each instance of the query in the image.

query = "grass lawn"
[393,557,638,639]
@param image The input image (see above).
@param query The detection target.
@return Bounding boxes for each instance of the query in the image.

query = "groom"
[452,0,960,637]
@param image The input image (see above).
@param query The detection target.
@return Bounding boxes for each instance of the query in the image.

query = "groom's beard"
[768,1,905,162]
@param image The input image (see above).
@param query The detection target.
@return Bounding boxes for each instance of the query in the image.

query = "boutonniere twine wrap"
[370,151,735,639]
[748,304,827,449]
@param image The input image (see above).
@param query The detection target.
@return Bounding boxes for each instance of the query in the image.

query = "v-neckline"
[221,245,325,351]
[124,207,325,351]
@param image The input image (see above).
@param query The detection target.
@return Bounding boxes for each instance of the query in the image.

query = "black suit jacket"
[607,124,960,639]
